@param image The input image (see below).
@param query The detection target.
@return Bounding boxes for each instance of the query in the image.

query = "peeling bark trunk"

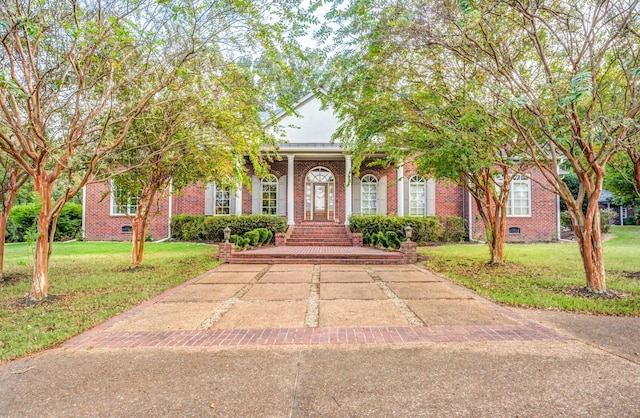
[29,177,55,301]
[0,212,8,279]
[564,171,608,293]
[571,200,607,293]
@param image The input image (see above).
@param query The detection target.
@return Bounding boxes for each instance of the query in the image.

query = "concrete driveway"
[1,263,639,417]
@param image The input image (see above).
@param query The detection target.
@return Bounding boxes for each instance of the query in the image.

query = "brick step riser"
[229,258,405,264]
[285,244,353,247]
[231,254,404,260]
[286,239,353,243]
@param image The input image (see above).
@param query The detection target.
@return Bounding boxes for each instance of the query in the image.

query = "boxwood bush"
[349,214,465,243]
[6,202,82,242]
[171,215,287,242]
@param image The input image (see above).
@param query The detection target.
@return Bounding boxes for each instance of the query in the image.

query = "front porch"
[223,244,409,264]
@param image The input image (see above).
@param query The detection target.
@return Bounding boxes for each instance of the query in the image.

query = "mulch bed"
[562,286,626,300]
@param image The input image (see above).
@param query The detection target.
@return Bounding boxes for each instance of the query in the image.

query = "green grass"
[420,226,640,315]
[0,241,219,362]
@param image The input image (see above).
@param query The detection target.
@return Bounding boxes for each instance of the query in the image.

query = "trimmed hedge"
[6,202,82,242]
[171,215,287,242]
[349,214,466,243]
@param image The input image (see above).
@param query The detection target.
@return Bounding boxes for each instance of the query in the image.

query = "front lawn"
[0,241,218,362]
[420,226,640,315]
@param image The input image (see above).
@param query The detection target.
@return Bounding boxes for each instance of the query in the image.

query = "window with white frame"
[215,186,231,215]
[261,174,278,215]
[507,174,531,216]
[361,174,378,215]
[111,183,139,216]
[409,175,427,216]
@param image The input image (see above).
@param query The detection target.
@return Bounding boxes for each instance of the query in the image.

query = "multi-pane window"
[409,175,427,216]
[261,174,278,215]
[507,174,531,216]
[361,175,378,215]
[111,183,138,216]
[215,186,230,215]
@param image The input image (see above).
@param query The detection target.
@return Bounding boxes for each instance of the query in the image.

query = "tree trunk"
[131,218,143,266]
[0,212,8,279]
[29,177,55,301]
[489,214,506,265]
[572,201,607,293]
[130,197,151,266]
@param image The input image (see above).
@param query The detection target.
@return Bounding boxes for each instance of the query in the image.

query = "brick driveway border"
[63,263,569,350]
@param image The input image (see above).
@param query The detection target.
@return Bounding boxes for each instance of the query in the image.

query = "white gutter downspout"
[81,185,86,240]
[556,193,561,241]
[467,188,485,244]
[154,180,173,243]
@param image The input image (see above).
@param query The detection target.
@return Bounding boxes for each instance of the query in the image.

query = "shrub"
[171,215,286,242]
[6,202,82,242]
[265,230,273,244]
[363,232,371,245]
[243,230,260,246]
[376,231,388,248]
[442,216,466,242]
[600,209,618,233]
[255,228,270,244]
[385,231,401,249]
[623,216,637,225]
[228,234,242,245]
[349,214,447,243]
[560,211,572,228]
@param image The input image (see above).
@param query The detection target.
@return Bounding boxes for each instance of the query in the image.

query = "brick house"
[82,93,560,242]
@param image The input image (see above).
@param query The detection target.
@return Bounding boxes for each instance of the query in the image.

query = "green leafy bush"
[442,216,466,242]
[255,228,270,244]
[385,231,401,249]
[349,215,461,243]
[243,230,260,246]
[600,209,618,233]
[6,202,82,242]
[171,215,286,242]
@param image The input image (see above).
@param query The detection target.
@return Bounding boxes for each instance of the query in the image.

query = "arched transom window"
[261,174,278,215]
[361,174,378,215]
[409,175,427,216]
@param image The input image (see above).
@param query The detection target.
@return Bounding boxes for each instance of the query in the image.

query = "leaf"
[559,70,592,107]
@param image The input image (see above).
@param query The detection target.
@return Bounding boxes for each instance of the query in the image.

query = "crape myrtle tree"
[363,0,640,293]
[0,0,312,302]
[107,54,274,266]
[322,2,523,264]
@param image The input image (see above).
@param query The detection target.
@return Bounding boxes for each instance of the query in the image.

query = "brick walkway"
[63,264,568,350]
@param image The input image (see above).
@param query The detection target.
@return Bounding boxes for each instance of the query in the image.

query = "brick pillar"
[218,242,234,263]
[351,233,363,246]
[400,241,417,264]
[275,232,286,246]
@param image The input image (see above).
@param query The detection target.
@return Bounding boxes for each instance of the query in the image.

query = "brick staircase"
[227,222,407,264]
[285,223,353,246]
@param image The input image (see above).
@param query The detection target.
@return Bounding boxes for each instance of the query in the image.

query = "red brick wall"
[84,182,170,241]
[470,170,558,243]
[83,161,558,243]
[173,183,205,215]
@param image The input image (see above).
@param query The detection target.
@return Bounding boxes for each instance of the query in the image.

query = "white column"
[235,187,242,216]
[345,155,352,224]
[397,162,404,216]
[287,154,295,225]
